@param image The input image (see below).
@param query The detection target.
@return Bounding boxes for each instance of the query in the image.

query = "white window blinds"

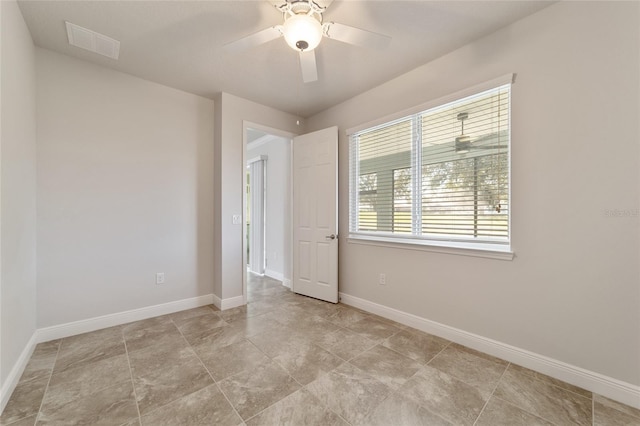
[349,82,511,247]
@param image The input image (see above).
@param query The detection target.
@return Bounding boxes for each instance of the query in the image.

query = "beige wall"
[36,49,215,327]
[0,0,38,391]
[214,93,300,303]
[307,1,640,386]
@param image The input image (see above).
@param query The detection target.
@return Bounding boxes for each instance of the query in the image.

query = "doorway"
[243,123,294,303]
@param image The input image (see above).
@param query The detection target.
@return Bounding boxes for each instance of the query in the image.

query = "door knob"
[325,234,336,240]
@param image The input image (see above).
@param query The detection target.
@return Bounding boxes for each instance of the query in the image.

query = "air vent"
[65,21,120,60]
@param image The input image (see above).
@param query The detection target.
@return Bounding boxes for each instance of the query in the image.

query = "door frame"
[242,121,296,304]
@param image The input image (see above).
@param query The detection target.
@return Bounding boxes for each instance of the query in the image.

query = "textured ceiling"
[18,0,553,117]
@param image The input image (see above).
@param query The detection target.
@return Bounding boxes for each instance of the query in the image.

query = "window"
[349,79,511,253]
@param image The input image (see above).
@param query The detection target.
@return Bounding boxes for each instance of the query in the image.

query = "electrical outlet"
[379,273,386,285]
[232,214,242,225]
[156,272,165,284]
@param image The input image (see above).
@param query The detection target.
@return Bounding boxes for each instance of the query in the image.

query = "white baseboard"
[339,292,640,410]
[282,278,291,289]
[264,269,284,282]
[211,293,222,310]
[221,295,245,310]
[0,333,37,413]
[36,294,214,343]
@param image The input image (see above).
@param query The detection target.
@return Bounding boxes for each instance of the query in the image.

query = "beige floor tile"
[185,321,250,353]
[594,395,640,426]
[316,328,377,361]
[382,328,449,364]
[133,362,213,415]
[245,389,347,426]
[172,312,227,336]
[594,394,640,421]
[127,335,190,377]
[140,384,242,426]
[428,343,508,398]
[306,362,391,425]
[208,304,255,323]
[168,305,218,323]
[289,299,341,318]
[398,365,486,426]
[123,315,171,332]
[42,353,130,412]
[347,316,401,342]
[271,342,344,385]
[247,326,311,358]
[0,377,49,425]
[493,365,592,425]
[123,317,184,353]
[4,414,38,426]
[350,345,422,390]
[247,274,282,291]
[243,299,281,316]
[37,381,138,425]
[288,316,341,343]
[54,327,125,374]
[268,306,317,327]
[363,392,451,426]
[19,341,60,384]
[129,339,213,415]
[476,397,554,425]
[247,285,292,303]
[218,360,300,420]
[197,339,269,381]
[231,314,288,338]
[324,306,370,327]
[60,325,123,349]
[508,363,592,398]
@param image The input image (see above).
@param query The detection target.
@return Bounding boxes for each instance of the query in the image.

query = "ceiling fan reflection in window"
[224,0,391,83]
[455,112,506,153]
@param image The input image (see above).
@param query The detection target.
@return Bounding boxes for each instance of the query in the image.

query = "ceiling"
[18,0,552,117]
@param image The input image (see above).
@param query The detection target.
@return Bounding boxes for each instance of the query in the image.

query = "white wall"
[36,49,215,327]
[307,1,640,387]
[247,136,291,281]
[213,93,301,304]
[0,0,38,394]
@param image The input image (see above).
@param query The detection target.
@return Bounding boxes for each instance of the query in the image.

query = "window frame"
[346,75,515,260]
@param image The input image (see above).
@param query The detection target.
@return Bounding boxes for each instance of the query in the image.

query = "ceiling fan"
[455,112,506,153]
[224,0,391,83]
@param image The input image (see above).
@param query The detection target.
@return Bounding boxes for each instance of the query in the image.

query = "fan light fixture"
[224,0,392,83]
[455,112,471,153]
[283,14,323,51]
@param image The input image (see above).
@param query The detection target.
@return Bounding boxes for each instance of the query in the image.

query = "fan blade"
[323,22,391,49]
[299,50,318,83]
[314,0,334,9]
[472,145,507,150]
[224,26,283,53]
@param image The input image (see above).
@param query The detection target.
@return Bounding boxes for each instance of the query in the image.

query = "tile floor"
[1,274,639,425]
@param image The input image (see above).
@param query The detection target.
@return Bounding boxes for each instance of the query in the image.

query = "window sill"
[347,235,514,261]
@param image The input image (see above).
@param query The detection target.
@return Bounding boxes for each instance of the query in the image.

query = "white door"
[293,126,338,303]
